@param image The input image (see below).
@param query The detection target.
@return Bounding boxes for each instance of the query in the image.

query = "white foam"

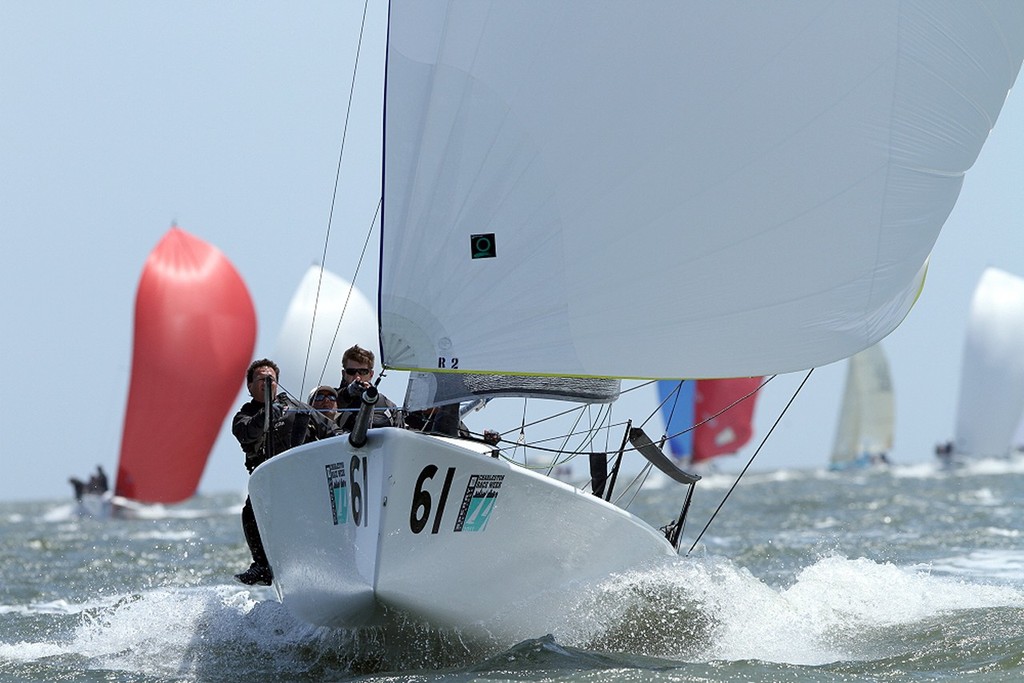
[0,586,283,674]
[960,456,1024,476]
[554,552,1024,666]
[41,504,77,522]
[0,595,120,617]
[127,529,196,541]
[929,549,1024,582]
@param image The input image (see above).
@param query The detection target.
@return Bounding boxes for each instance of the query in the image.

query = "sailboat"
[247,2,1024,644]
[950,268,1024,461]
[657,379,762,469]
[1015,414,1024,456]
[74,227,257,516]
[272,264,378,400]
[829,344,895,471]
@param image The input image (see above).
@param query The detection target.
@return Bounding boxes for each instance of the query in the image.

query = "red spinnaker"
[115,227,256,503]
[691,378,763,464]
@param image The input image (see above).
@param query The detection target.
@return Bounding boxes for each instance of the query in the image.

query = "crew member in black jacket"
[231,358,323,586]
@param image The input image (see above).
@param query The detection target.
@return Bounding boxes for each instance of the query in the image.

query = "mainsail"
[380,2,1024,383]
[116,227,256,503]
[658,379,762,464]
[953,268,1024,458]
[272,265,377,400]
[830,344,895,468]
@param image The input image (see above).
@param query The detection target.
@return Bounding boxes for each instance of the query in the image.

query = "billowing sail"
[658,379,761,464]
[692,379,763,463]
[953,268,1024,458]
[272,265,377,400]
[381,2,1024,381]
[830,344,895,468]
[116,227,256,503]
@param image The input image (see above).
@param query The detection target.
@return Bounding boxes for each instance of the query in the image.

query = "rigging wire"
[318,199,381,387]
[300,0,374,393]
[641,375,772,439]
[498,376,770,459]
[686,368,815,555]
[655,378,686,445]
[512,398,529,461]
[615,460,654,509]
[464,370,781,515]
[547,401,594,472]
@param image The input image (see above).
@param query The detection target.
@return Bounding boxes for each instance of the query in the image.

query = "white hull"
[73,493,165,520]
[74,492,113,518]
[248,428,676,641]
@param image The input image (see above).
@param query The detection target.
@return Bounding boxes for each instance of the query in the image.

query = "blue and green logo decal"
[454,474,503,532]
[326,462,348,525]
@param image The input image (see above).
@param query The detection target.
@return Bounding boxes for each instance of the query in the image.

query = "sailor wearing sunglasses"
[335,344,401,431]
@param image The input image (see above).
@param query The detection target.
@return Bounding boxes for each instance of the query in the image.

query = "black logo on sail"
[471,233,496,259]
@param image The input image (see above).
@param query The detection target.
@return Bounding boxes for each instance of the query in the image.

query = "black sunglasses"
[313,393,337,402]
[344,368,371,376]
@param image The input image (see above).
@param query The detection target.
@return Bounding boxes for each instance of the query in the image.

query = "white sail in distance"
[830,344,895,467]
[273,265,378,400]
[954,267,1024,458]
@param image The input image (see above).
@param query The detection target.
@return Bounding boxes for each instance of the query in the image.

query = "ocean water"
[4,459,1024,682]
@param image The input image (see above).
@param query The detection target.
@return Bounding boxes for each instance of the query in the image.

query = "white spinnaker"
[954,268,1024,457]
[273,265,378,399]
[380,1,1024,379]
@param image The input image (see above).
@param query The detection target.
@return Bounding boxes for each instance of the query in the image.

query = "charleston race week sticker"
[326,462,348,525]
[454,474,503,532]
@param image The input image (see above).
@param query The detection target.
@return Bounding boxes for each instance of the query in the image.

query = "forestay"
[380,1,1024,380]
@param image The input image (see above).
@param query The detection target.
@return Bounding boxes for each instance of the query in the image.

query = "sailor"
[935,440,955,468]
[231,358,319,586]
[89,465,108,493]
[68,477,85,502]
[304,384,353,438]
[334,345,401,432]
[308,384,340,423]
[69,465,109,501]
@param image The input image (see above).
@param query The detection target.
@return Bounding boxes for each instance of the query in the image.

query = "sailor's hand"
[346,381,368,398]
[260,403,283,423]
[483,430,500,445]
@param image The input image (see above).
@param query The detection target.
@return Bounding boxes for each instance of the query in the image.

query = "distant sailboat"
[75,227,256,515]
[658,379,762,468]
[272,265,378,400]
[1015,414,1024,455]
[951,268,1024,460]
[829,344,894,470]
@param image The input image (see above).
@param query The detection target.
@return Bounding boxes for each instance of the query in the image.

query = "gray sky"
[2,3,1022,503]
